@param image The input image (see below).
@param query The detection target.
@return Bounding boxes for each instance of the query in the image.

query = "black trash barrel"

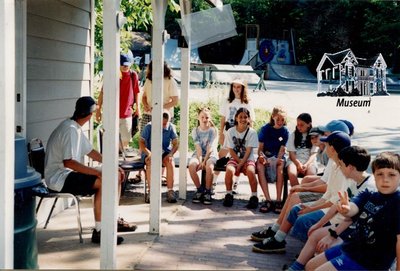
[14,136,41,269]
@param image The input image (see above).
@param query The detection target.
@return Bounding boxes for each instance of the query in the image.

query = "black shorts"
[61,172,97,196]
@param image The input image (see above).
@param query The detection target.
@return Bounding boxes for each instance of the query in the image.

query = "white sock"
[274,230,287,242]
[95,221,101,232]
[226,190,233,195]
[271,223,280,232]
[251,192,257,197]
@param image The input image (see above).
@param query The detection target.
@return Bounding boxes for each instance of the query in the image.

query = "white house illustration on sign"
[316,48,388,97]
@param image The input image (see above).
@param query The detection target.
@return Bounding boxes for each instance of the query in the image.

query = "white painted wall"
[24,0,93,223]
[26,0,92,146]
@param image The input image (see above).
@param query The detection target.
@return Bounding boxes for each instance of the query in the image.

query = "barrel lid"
[14,168,42,190]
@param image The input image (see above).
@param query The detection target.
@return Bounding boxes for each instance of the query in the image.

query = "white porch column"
[101,0,120,268]
[178,0,192,200]
[0,0,15,268]
[149,0,167,234]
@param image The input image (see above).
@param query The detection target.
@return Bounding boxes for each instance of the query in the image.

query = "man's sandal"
[259,200,274,213]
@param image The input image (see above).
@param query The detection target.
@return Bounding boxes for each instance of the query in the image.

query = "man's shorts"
[61,172,97,196]
[227,159,256,176]
[324,244,366,270]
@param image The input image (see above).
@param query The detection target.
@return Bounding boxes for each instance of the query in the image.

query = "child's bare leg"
[305,252,331,271]
[247,165,257,193]
[145,159,151,190]
[297,227,329,265]
[257,160,271,201]
[205,160,215,190]
[301,175,320,184]
[287,163,300,186]
[276,162,284,201]
[225,165,235,191]
[188,160,201,188]
[276,192,301,225]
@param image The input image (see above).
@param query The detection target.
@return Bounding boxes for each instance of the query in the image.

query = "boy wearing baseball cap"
[252,131,352,253]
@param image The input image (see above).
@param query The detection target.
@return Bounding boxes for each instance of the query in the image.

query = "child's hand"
[258,155,266,165]
[337,191,350,214]
[235,163,243,176]
[290,185,303,194]
[298,203,313,215]
[316,235,336,253]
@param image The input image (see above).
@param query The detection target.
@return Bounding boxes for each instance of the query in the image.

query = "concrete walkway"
[37,176,302,270]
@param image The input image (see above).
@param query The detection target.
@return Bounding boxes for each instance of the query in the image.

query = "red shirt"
[119,71,139,118]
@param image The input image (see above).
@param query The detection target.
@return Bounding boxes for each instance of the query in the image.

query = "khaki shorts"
[120,117,132,147]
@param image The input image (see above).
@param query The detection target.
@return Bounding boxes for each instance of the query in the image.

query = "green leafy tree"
[94,0,180,75]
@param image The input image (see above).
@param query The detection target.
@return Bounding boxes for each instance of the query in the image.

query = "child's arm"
[96,87,104,122]
[308,204,338,236]
[289,151,303,171]
[228,148,241,163]
[204,128,217,164]
[240,146,252,165]
[299,199,333,215]
[219,116,226,146]
[304,152,317,168]
[170,138,179,156]
[257,142,267,165]
[194,143,203,165]
[337,191,359,217]
[142,90,151,112]
[139,137,151,162]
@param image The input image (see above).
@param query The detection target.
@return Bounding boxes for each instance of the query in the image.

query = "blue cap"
[320,120,350,135]
[309,127,324,136]
[338,119,354,136]
[320,131,351,153]
[120,51,133,66]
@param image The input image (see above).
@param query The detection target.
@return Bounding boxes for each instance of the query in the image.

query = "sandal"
[129,174,142,184]
[259,200,274,213]
[273,200,284,214]
[161,176,167,186]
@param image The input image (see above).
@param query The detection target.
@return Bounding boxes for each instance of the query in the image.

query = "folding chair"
[117,134,147,199]
[29,138,84,243]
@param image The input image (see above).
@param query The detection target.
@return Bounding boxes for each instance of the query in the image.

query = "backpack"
[27,138,45,178]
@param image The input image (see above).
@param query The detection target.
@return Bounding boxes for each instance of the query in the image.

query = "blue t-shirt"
[258,123,289,157]
[341,190,400,270]
[140,122,178,158]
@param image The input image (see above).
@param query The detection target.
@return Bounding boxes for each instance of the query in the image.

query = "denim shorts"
[325,244,366,270]
[287,204,326,242]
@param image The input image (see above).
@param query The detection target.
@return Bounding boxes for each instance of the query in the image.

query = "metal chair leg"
[71,196,83,243]
[44,197,59,229]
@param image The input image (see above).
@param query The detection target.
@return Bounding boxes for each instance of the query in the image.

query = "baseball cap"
[73,96,96,119]
[309,127,324,136]
[320,120,350,135]
[231,78,245,86]
[320,131,351,153]
[338,119,354,136]
[120,51,133,66]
